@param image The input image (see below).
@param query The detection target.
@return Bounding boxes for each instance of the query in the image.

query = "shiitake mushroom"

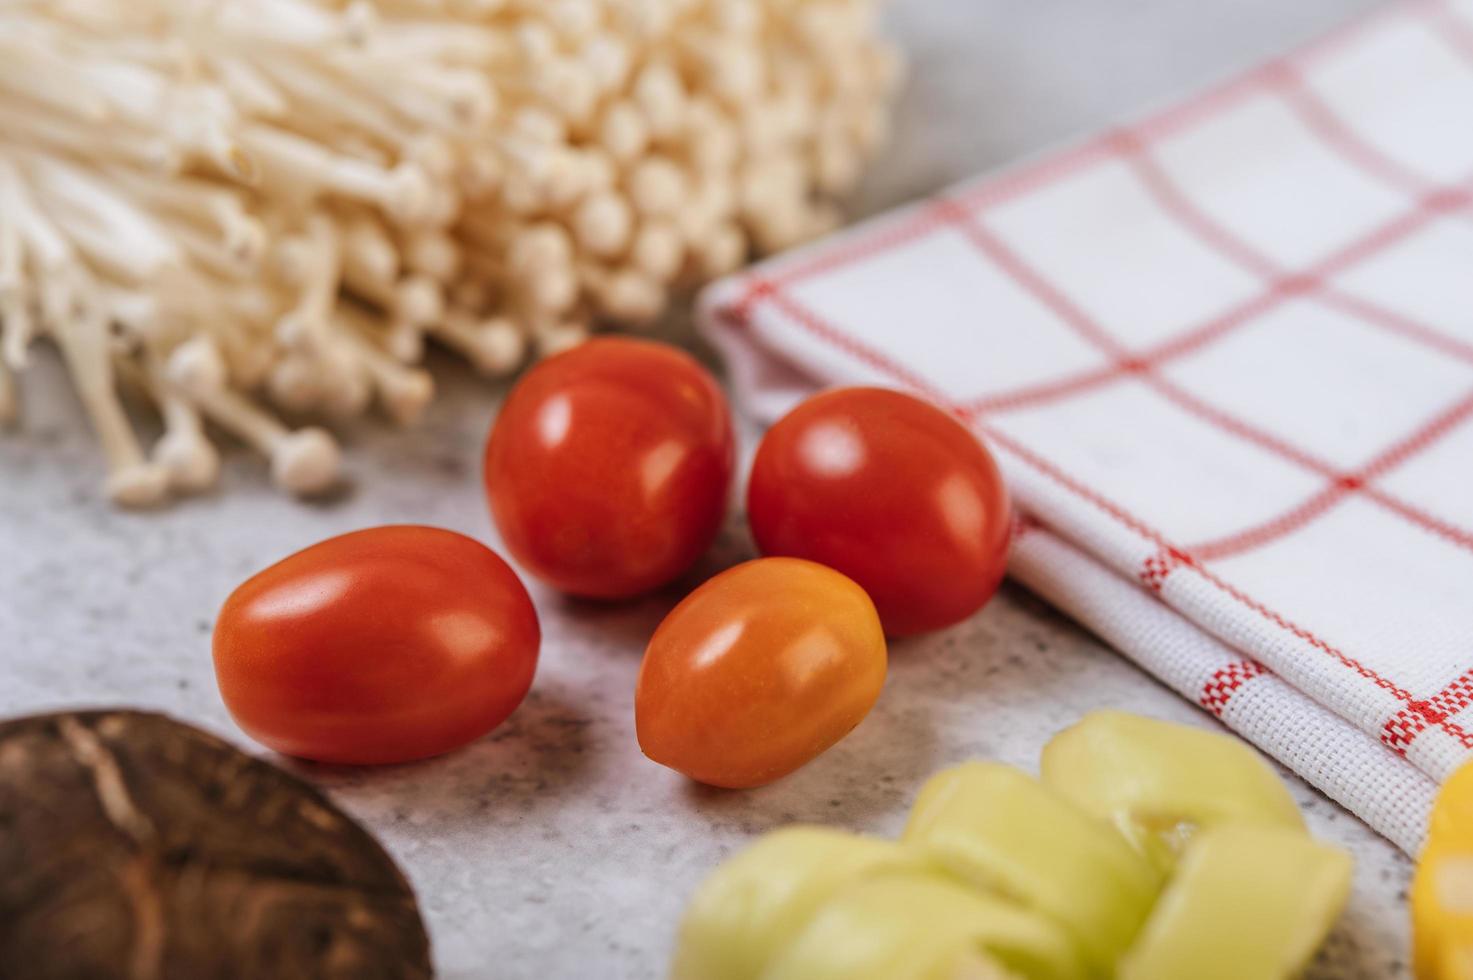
[0,710,431,979]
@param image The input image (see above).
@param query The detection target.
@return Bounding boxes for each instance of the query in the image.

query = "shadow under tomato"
[665,579,1136,839]
[545,591,679,659]
[669,680,944,839]
[283,681,594,826]
[541,518,757,660]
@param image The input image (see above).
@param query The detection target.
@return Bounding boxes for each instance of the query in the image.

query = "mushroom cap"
[105,462,171,508]
[270,428,342,496]
[466,318,527,376]
[166,339,229,396]
[154,431,221,492]
[378,371,435,427]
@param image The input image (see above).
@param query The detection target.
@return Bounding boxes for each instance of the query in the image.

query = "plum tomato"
[213,525,540,765]
[635,557,887,788]
[484,337,735,599]
[747,387,1011,637]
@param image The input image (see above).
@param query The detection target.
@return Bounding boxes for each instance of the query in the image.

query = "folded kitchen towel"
[699,0,1473,855]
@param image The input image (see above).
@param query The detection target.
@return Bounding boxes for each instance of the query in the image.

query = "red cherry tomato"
[635,557,887,788]
[213,525,539,764]
[747,387,1012,637]
[484,338,735,599]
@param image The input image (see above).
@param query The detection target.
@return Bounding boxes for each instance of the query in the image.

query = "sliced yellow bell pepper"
[671,826,919,980]
[670,712,1351,980]
[1040,711,1304,872]
[759,873,1085,980]
[1119,824,1352,980]
[1414,760,1473,979]
[902,762,1162,973]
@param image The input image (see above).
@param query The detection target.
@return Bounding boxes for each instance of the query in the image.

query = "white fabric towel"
[699,0,1473,855]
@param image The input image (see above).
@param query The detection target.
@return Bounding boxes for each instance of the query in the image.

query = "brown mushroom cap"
[0,709,432,979]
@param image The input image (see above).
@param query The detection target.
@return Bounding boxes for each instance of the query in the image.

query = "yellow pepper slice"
[902,762,1161,973]
[671,826,919,980]
[1040,711,1304,872]
[1414,760,1473,979]
[759,873,1086,980]
[1119,824,1352,980]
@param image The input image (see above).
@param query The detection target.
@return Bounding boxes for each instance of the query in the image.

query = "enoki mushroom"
[0,0,900,505]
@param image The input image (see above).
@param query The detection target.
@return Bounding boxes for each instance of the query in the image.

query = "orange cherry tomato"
[484,337,735,599]
[213,525,539,764]
[635,557,887,788]
[747,387,1012,637]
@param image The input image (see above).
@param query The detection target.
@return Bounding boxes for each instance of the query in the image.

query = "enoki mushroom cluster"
[0,0,900,505]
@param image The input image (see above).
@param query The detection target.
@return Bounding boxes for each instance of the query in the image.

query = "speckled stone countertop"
[0,1,1407,977]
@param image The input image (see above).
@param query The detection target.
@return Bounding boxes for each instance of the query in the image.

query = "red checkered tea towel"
[700,0,1473,854]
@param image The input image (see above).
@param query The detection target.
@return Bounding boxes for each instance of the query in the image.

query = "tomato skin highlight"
[484,337,735,599]
[635,557,887,789]
[213,525,540,765]
[747,387,1012,637]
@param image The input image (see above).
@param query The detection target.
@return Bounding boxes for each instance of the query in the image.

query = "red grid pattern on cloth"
[1140,547,1194,594]
[716,0,1473,766]
[1201,660,1271,717]
[1385,672,1473,750]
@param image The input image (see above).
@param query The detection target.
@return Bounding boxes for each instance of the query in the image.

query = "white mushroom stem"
[0,102,179,173]
[339,268,442,363]
[0,295,33,371]
[0,37,112,122]
[212,56,289,118]
[0,163,36,371]
[274,213,341,349]
[129,354,221,493]
[341,211,400,286]
[315,345,374,419]
[0,156,72,277]
[238,125,433,224]
[342,265,443,330]
[167,339,341,496]
[168,220,260,281]
[50,304,169,507]
[154,391,220,492]
[19,151,180,281]
[431,311,525,376]
[248,53,424,147]
[335,306,434,424]
[0,356,17,427]
[101,166,264,265]
[384,318,426,364]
